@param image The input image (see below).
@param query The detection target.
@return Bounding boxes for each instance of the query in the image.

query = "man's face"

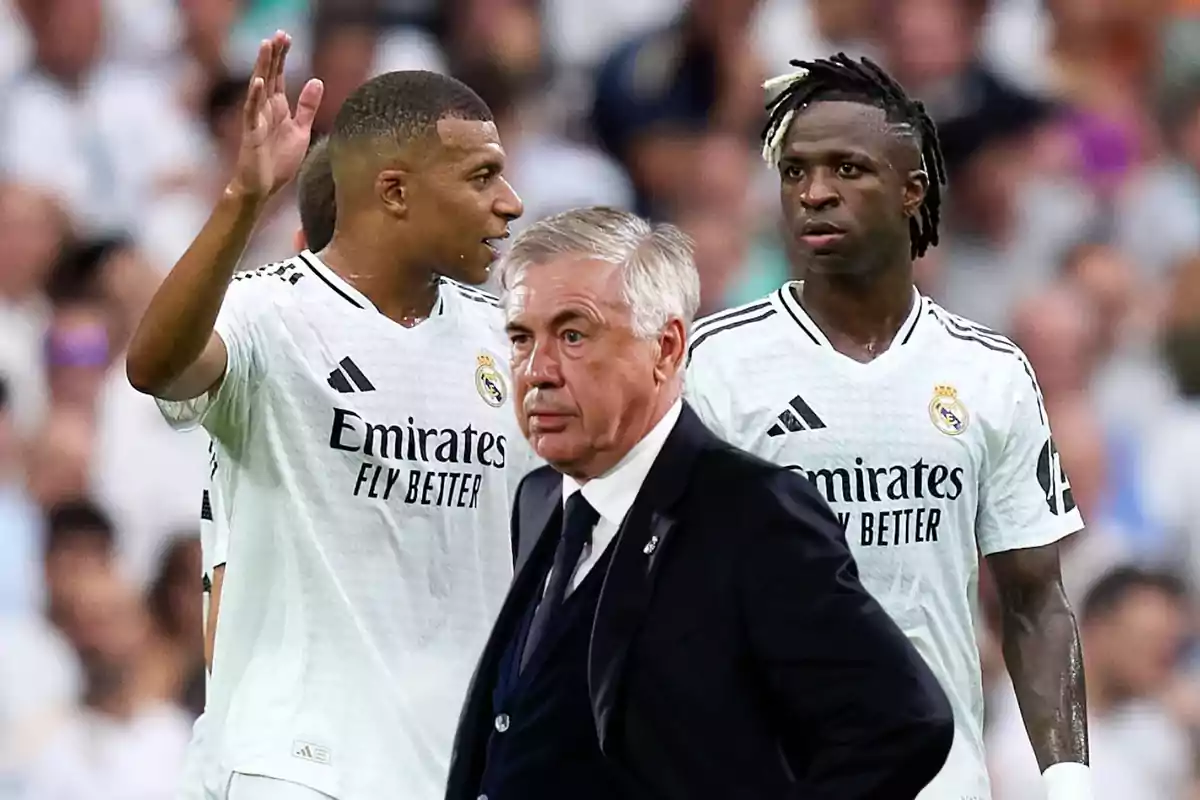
[31,0,103,80]
[64,571,148,688]
[404,118,523,286]
[505,256,682,478]
[47,302,110,410]
[1088,589,1187,699]
[778,101,926,279]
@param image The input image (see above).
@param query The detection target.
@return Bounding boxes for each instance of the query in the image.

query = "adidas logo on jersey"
[291,740,331,765]
[766,395,827,436]
[328,356,376,393]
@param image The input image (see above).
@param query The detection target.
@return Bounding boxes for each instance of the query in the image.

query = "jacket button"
[494,713,510,733]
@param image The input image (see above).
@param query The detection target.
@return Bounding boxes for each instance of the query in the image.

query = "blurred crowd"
[1,0,1200,797]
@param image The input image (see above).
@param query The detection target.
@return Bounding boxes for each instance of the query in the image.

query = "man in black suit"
[446,206,954,800]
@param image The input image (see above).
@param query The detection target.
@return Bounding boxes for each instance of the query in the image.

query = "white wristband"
[1042,761,1091,800]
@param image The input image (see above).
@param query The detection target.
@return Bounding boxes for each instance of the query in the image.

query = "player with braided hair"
[760,53,946,260]
[687,54,1091,800]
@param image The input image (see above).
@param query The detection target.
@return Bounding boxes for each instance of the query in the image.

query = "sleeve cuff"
[1043,761,1091,800]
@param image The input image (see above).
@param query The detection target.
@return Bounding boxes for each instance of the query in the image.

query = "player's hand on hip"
[231,30,325,202]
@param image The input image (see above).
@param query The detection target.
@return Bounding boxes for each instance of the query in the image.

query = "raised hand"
[233,31,325,201]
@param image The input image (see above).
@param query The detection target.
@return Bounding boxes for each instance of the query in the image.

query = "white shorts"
[226,773,334,800]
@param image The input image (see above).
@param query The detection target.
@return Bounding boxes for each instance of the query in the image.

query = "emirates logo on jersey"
[328,409,508,508]
[786,457,965,549]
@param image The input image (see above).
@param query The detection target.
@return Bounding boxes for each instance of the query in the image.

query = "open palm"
[236,31,325,199]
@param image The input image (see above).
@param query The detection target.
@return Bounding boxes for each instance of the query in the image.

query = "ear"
[903,169,929,219]
[376,169,409,219]
[655,317,688,381]
[292,227,307,252]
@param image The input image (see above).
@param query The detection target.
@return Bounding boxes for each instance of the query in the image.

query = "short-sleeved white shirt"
[157,252,536,799]
[685,283,1084,800]
[176,436,232,800]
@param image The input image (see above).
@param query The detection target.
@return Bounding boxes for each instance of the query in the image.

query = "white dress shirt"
[559,400,683,594]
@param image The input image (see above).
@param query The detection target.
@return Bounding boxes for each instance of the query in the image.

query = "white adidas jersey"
[176,437,233,800]
[157,251,537,800]
[685,282,1084,800]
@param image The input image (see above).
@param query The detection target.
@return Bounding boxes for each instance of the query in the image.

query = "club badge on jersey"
[475,352,507,408]
[928,384,969,437]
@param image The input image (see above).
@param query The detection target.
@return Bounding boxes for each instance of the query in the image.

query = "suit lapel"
[514,469,564,576]
[446,468,561,797]
[588,404,712,752]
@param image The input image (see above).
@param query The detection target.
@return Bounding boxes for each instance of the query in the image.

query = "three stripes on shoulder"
[233,259,304,285]
[440,278,500,307]
[687,300,776,364]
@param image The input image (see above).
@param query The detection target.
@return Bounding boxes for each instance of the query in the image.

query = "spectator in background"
[1043,394,1133,607]
[1010,281,1101,402]
[876,0,1093,332]
[0,0,198,236]
[675,132,792,308]
[172,0,243,112]
[0,183,68,435]
[453,39,633,244]
[674,203,751,315]
[0,377,42,616]
[40,501,117,632]
[754,0,877,78]
[309,12,381,138]
[136,534,206,719]
[1142,253,1200,598]
[591,0,764,218]
[989,567,1194,800]
[43,288,111,416]
[137,74,302,273]
[1110,83,1200,279]
[0,501,113,782]
[16,568,191,800]
[24,406,94,510]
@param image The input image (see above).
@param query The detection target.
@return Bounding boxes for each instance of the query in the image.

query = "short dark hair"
[762,53,947,259]
[1081,566,1186,624]
[205,74,250,138]
[147,532,199,636]
[297,137,336,250]
[44,499,115,558]
[45,237,128,305]
[331,70,492,150]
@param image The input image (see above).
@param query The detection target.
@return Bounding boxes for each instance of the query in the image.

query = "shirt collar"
[562,399,683,527]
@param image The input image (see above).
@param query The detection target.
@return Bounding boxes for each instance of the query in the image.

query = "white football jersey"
[156,251,536,800]
[685,283,1084,800]
[176,436,233,800]
[200,437,232,589]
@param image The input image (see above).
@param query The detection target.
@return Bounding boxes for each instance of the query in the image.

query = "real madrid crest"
[928,384,968,436]
[475,353,507,408]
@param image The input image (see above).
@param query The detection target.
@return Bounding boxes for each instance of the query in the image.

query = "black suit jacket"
[447,404,953,800]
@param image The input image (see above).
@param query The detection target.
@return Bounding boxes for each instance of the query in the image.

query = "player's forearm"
[126,184,267,396]
[1001,584,1089,770]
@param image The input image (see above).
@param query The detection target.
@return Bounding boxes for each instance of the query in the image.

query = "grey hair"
[498,206,701,339]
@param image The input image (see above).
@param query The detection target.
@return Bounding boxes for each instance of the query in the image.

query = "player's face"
[407,119,523,286]
[506,256,672,478]
[777,101,926,278]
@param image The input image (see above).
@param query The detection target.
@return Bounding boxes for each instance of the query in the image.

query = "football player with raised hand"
[129,31,534,800]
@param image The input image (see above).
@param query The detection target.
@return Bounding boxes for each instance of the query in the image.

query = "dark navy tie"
[521,492,600,671]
